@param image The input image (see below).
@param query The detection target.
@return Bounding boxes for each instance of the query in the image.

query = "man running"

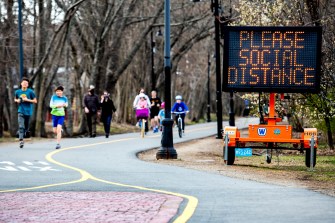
[14,78,37,148]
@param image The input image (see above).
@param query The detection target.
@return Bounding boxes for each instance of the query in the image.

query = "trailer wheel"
[226,147,235,165]
[305,148,317,168]
[266,149,272,164]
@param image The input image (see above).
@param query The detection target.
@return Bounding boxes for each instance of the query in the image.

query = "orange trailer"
[223,93,317,168]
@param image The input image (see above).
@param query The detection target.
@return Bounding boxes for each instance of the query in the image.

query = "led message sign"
[223,26,322,93]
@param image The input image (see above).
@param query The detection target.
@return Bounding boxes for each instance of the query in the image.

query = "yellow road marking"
[0,132,207,222]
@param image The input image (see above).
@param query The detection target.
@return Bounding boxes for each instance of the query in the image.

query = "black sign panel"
[223,26,322,93]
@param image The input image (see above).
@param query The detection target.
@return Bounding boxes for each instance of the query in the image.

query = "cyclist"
[133,88,150,109]
[135,93,150,134]
[171,95,189,133]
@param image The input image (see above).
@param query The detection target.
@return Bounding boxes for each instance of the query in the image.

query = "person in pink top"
[135,93,150,133]
[137,94,149,109]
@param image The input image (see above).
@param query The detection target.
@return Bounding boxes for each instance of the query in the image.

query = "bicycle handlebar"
[171,111,188,114]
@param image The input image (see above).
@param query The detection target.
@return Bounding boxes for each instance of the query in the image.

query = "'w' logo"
[258,128,267,136]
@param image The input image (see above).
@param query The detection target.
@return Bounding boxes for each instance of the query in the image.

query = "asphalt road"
[1,117,335,223]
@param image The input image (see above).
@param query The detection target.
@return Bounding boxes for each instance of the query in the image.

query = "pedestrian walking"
[14,77,37,148]
[100,90,117,138]
[49,86,68,149]
[84,86,100,137]
[149,90,161,133]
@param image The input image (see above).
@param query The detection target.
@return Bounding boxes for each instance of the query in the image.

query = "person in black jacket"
[84,87,100,137]
[100,90,117,138]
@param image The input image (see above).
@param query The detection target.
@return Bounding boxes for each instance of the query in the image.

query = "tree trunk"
[324,116,334,150]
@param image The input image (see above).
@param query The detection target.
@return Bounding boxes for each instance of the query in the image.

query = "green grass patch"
[235,151,335,183]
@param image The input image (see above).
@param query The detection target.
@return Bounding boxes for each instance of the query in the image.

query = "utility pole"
[151,30,155,91]
[214,0,223,138]
[18,0,24,80]
[156,0,177,159]
[207,52,211,122]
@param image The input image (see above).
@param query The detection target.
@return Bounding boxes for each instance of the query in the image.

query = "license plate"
[235,148,252,157]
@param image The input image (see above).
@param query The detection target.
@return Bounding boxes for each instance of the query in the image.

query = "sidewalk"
[0,191,183,223]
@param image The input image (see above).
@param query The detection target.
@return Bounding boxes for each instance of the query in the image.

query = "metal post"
[18,0,24,79]
[214,0,223,139]
[207,52,211,122]
[224,132,228,164]
[156,0,177,159]
[310,134,315,171]
[229,92,235,126]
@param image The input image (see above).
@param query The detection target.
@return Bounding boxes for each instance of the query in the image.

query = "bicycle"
[136,108,149,138]
[172,111,186,138]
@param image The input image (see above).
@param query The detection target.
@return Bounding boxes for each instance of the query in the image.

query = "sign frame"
[222,26,322,93]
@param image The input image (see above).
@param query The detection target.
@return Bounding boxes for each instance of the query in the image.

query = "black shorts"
[150,108,159,119]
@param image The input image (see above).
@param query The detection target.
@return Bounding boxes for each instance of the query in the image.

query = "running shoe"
[19,140,24,149]
[55,144,61,149]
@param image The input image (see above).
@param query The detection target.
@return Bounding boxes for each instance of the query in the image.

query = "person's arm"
[64,97,69,108]
[157,98,162,108]
[14,91,20,103]
[145,95,151,108]
[49,96,56,108]
[83,95,88,108]
[95,96,101,110]
[111,100,116,112]
[83,95,90,113]
[171,103,176,112]
[22,90,37,103]
[182,102,189,112]
[23,96,37,103]
[133,95,139,108]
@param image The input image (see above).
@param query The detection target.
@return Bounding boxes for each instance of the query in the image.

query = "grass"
[235,150,335,183]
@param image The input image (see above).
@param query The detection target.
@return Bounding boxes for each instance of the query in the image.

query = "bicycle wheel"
[140,119,145,138]
[178,118,182,138]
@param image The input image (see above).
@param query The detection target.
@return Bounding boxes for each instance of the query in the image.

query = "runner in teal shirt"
[49,86,68,149]
[14,78,37,148]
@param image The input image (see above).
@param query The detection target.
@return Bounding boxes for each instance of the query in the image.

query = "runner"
[49,86,68,149]
[14,77,37,148]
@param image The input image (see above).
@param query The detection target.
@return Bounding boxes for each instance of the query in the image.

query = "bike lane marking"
[0,136,199,223]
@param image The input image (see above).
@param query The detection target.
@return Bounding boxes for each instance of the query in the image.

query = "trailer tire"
[266,149,272,164]
[226,147,235,165]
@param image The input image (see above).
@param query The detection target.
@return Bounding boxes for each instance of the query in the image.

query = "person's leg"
[18,113,25,148]
[150,112,155,130]
[92,113,97,137]
[175,116,178,127]
[154,116,159,130]
[18,113,25,140]
[24,115,30,137]
[101,117,107,134]
[52,116,61,149]
[52,116,57,136]
[145,117,149,132]
[181,114,186,131]
[56,116,65,144]
[86,113,92,136]
[105,116,112,137]
[56,124,62,144]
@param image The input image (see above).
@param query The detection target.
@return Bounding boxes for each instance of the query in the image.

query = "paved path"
[1,118,335,223]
